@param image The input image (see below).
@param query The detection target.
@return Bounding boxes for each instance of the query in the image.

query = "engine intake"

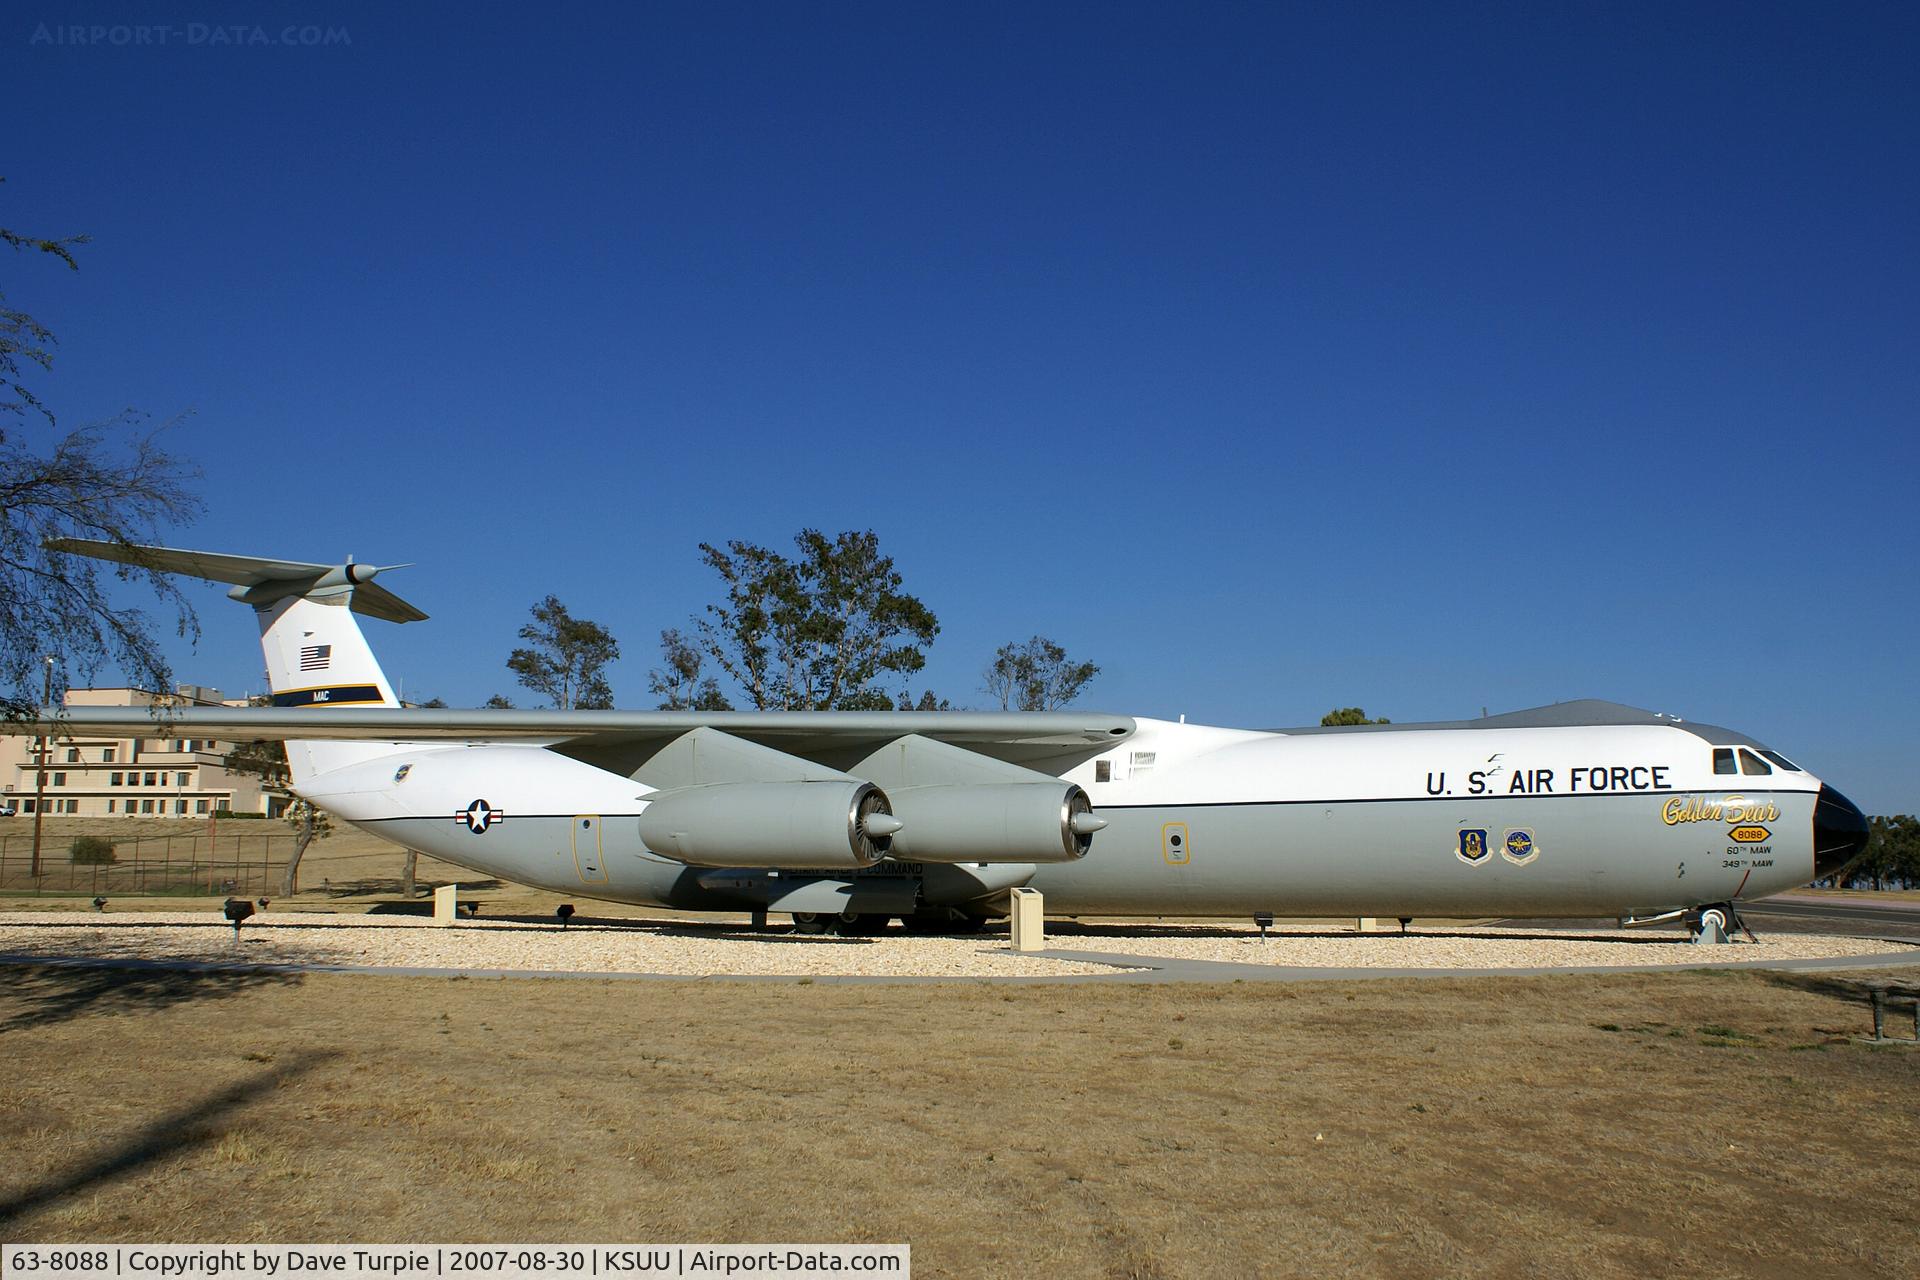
[886,782,1099,864]
[639,780,897,869]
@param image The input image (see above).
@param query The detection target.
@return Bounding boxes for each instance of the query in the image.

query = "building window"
[103,747,115,763]
[174,739,185,752]
[51,772,65,786]
[175,799,186,814]
[176,772,190,788]
[195,799,208,814]
[141,799,155,814]
[107,799,116,813]
[110,772,123,786]
[20,799,32,814]
[144,772,157,787]
[66,748,79,763]
[65,799,79,814]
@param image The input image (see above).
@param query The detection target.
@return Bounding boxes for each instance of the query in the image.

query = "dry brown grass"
[0,965,1916,1276]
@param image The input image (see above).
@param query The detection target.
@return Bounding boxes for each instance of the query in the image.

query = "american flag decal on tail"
[298,644,332,672]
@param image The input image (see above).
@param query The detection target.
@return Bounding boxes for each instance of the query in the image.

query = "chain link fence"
[0,831,288,897]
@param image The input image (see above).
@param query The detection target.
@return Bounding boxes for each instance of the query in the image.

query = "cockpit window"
[1760,749,1801,772]
[1738,748,1773,776]
[1712,748,1737,775]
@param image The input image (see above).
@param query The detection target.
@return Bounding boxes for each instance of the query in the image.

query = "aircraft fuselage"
[302,716,1840,920]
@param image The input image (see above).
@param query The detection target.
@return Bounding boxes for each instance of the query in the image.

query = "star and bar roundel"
[456,799,505,834]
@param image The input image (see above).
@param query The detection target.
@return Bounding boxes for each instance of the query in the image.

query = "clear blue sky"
[8,2,1918,811]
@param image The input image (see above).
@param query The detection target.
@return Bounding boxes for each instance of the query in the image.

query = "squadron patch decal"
[1457,828,1490,864]
[1502,828,1538,864]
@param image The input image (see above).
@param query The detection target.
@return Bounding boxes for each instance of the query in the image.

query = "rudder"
[255,593,405,784]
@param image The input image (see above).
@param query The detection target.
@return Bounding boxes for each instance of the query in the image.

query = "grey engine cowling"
[638,781,900,869]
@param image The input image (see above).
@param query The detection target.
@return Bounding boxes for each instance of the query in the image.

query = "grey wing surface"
[12,708,1136,773]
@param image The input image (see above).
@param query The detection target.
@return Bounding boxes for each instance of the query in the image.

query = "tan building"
[1,685,285,819]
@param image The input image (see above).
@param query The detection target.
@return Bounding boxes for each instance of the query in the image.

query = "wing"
[10,707,1136,773]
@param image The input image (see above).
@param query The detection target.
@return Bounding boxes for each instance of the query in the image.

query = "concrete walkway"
[3,941,1918,985]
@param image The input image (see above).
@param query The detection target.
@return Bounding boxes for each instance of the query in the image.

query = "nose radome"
[1812,786,1870,880]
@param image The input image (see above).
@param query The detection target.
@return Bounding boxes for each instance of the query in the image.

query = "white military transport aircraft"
[21,541,1870,937]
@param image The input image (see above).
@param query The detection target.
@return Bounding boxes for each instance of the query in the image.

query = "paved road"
[1738,894,1920,940]
[1495,895,1920,943]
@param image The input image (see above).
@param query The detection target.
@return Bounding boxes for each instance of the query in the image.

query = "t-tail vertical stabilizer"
[42,540,427,785]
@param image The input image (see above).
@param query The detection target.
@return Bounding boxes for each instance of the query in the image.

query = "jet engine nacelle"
[638,780,898,870]
[886,782,1100,864]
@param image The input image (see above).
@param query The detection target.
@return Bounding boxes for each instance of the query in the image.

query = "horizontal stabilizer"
[44,539,427,623]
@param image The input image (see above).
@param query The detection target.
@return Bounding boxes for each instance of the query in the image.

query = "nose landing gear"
[1685,902,1756,945]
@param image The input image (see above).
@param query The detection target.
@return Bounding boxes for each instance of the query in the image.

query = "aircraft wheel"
[836,911,888,935]
[791,912,831,935]
[1689,904,1736,940]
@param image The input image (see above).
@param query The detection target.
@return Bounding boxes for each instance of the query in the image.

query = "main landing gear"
[790,910,991,936]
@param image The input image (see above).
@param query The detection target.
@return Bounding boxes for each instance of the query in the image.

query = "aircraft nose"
[1812,785,1870,880]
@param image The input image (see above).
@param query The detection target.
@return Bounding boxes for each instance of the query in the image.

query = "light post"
[29,656,53,878]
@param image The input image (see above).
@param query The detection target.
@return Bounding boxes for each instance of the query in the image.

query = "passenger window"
[1760,749,1800,772]
[1738,749,1772,776]
[1712,748,1737,775]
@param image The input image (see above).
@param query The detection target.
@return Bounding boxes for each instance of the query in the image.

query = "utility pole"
[30,656,53,877]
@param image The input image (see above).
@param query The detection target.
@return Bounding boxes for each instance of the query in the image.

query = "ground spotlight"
[223,897,255,935]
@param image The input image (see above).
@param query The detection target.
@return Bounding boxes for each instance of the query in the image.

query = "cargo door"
[572,815,607,883]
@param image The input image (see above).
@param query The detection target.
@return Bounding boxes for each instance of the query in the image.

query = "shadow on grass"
[366,900,435,916]
[0,961,302,1035]
[345,878,504,901]
[415,917,887,945]
[1763,970,1920,1002]
[0,1048,336,1228]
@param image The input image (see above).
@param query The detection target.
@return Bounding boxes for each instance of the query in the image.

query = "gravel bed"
[0,912,1906,977]
[1048,923,1911,968]
[0,912,1133,977]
